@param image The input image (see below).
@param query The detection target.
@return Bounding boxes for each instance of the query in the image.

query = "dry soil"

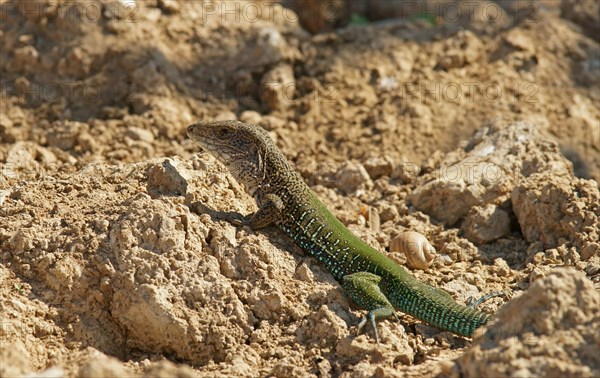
[0,1,599,377]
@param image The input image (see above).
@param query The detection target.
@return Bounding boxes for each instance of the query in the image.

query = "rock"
[78,353,131,378]
[146,158,190,197]
[260,63,295,112]
[529,266,551,282]
[239,110,263,125]
[377,202,399,223]
[271,361,312,378]
[457,268,600,378]
[363,156,393,179]
[461,204,512,245]
[410,121,573,225]
[47,255,83,291]
[406,101,432,119]
[492,257,511,277]
[34,145,57,163]
[391,161,420,184]
[333,161,372,194]
[108,193,247,364]
[260,115,287,131]
[125,126,155,142]
[6,141,36,165]
[294,263,314,282]
[46,121,88,151]
[580,242,599,261]
[435,30,484,70]
[297,305,348,346]
[512,172,599,250]
[238,26,299,72]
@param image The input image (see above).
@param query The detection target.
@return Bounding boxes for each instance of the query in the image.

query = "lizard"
[186,120,494,342]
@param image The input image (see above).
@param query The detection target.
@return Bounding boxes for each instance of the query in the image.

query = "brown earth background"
[0,0,599,377]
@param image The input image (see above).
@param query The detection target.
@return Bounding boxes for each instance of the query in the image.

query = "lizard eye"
[217,128,229,137]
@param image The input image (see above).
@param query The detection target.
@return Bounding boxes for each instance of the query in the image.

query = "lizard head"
[186,120,272,194]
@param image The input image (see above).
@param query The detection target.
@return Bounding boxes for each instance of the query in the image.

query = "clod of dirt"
[260,63,296,112]
[461,204,511,245]
[146,158,190,197]
[77,352,132,377]
[125,126,155,143]
[436,30,485,70]
[453,268,600,378]
[410,121,573,225]
[363,156,394,180]
[333,160,373,194]
[46,121,89,151]
[512,171,599,252]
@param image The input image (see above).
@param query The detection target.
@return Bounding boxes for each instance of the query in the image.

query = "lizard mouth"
[187,124,212,150]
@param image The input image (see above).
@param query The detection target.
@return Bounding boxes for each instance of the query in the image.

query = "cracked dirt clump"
[453,268,600,378]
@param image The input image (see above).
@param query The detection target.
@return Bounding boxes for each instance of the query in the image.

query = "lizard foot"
[357,311,380,345]
[467,291,504,308]
[356,307,397,345]
[343,272,396,345]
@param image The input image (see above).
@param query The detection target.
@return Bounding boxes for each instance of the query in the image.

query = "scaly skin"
[187,120,491,341]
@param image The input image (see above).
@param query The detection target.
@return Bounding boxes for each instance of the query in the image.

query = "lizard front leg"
[342,272,397,344]
[244,193,284,229]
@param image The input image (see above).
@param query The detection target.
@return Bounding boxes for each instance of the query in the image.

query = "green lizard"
[187,120,493,342]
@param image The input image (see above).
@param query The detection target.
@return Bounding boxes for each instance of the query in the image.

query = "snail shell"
[390,231,436,270]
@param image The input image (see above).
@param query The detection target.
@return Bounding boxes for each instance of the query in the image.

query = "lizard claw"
[229,215,249,227]
[357,312,381,345]
[357,316,368,335]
